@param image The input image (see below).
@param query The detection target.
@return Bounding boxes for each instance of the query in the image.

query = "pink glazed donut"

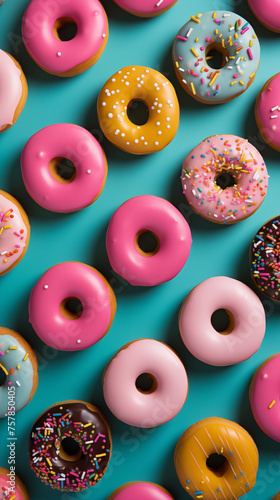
[179,276,266,366]
[22,0,108,77]
[112,0,178,17]
[21,124,107,213]
[248,0,280,32]
[255,74,280,152]
[250,353,280,442]
[108,482,174,500]
[29,262,117,351]
[103,339,188,428]
[106,195,192,286]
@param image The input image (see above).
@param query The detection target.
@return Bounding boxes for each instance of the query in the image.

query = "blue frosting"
[172,11,260,102]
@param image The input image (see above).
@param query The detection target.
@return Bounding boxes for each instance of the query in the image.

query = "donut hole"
[136,373,158,394]
[49,157,76,184]
[135,230,160,257]
[205,42,229,70]
[127,99,149,126]
[60,297,83,320]
[53,17,78,42]
[59,436,82,462]
[0,366,6,387]
[215,172,236,190]
[206,453,228,477]
[211,309,234,335]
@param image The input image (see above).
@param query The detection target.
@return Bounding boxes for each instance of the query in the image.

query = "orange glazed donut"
[174,417,259,500]
[97,66,180,155]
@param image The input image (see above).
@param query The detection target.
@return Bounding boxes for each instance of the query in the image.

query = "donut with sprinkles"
[255,73,280,151]
[112,0,178,17]
[172,11,260,104]
[0,467,30,500]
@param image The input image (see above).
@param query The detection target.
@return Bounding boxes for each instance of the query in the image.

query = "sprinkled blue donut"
[172,11,260,104]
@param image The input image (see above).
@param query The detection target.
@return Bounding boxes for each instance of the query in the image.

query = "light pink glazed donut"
[21,124,107,213]
[0,467,29,500]
[112,0,178,17]
[29,262,116,351]
[108,482,174,500]
[250,354,280,442]
[179,276,266,366]
[22,0,108,77]
[103,339,188,428]
[248,0,280,32]
[255,74,280,151]
[106,195,192,287]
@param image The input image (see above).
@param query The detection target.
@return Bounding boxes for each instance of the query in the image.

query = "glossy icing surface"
[0,50,22,131]
[113,0,176,16]
[103,339,188,428]
[0,472,25,500]
[29,402,111,491]
[98,66,179,154]
[22,0,108,74]
[106,195,192,286]
[173,11,260,103]
[256,74,280,149]
[179,276,266,366]
[248,0,280,31]
[110,482,173,500]
[21,124,107,213]
[0,333,35,418]
[181,135,268,223]
[0,193,28,275]
[29,262,114,350]
[250,354,280,442]
[175,417,259,500]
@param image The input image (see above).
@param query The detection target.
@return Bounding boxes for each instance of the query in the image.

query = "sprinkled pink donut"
[103,339,188,427]
[179,276,266,366]
[22,0,108,77]
[106,195,192,286]
[248,0,280,32]
[21,124,107,213]
[250,353,280,442]
[108,482,174,500]
[112,0,178,17]
[29,262,116,351]
[255,74,280,151]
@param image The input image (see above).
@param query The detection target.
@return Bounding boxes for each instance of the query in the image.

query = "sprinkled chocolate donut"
[250,217,280,301]
[29,401,112,492]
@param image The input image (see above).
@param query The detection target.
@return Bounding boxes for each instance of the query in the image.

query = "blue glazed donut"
[172,11,260,104]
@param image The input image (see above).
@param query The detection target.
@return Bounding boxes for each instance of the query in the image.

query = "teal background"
[0,0,280,499]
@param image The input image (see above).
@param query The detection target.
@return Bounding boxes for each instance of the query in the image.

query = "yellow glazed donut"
[97,66,180,155]
[174,417,259,500]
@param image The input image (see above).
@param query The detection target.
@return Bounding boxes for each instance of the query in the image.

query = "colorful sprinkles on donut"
[173,11,260,103]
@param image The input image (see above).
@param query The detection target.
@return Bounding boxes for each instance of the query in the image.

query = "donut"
[29,262,116,351]
[22,0,108,77]
[97,66,179,155]
[21,124,108,213]
[28,400,112,492]
[106,195,192,286]
[108,482,174,500]
[250,354,280,442]
[172,11,260,104]
[0,327,38,418]
[179,276,266,366]
[112,0,178,17]
[273,493,280,500]
[0,191,30,276]
[103,339,188,428]
[0,467,30,500]
[250,216,280,301]
[181,135,268,224]
[248,0,280,32]
[174,417,259,500]
[0,50,27,132]
[255,74,280,151]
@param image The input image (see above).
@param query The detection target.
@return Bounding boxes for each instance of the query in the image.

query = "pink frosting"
[103,339,188,428]
[22,0,108,75]
[0,50,22,131]
[248,0,280,31]
[256,74,280,149]
[113,0,176,15]
[0,474,24,500]
[251,354,280,442]
[29,262,115,351]
[0,193,28,275]
[21,124,106,213]
[110,483,173,500]
[181,135,268,223]
[106,195,192,286]
[179,276,266,366]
